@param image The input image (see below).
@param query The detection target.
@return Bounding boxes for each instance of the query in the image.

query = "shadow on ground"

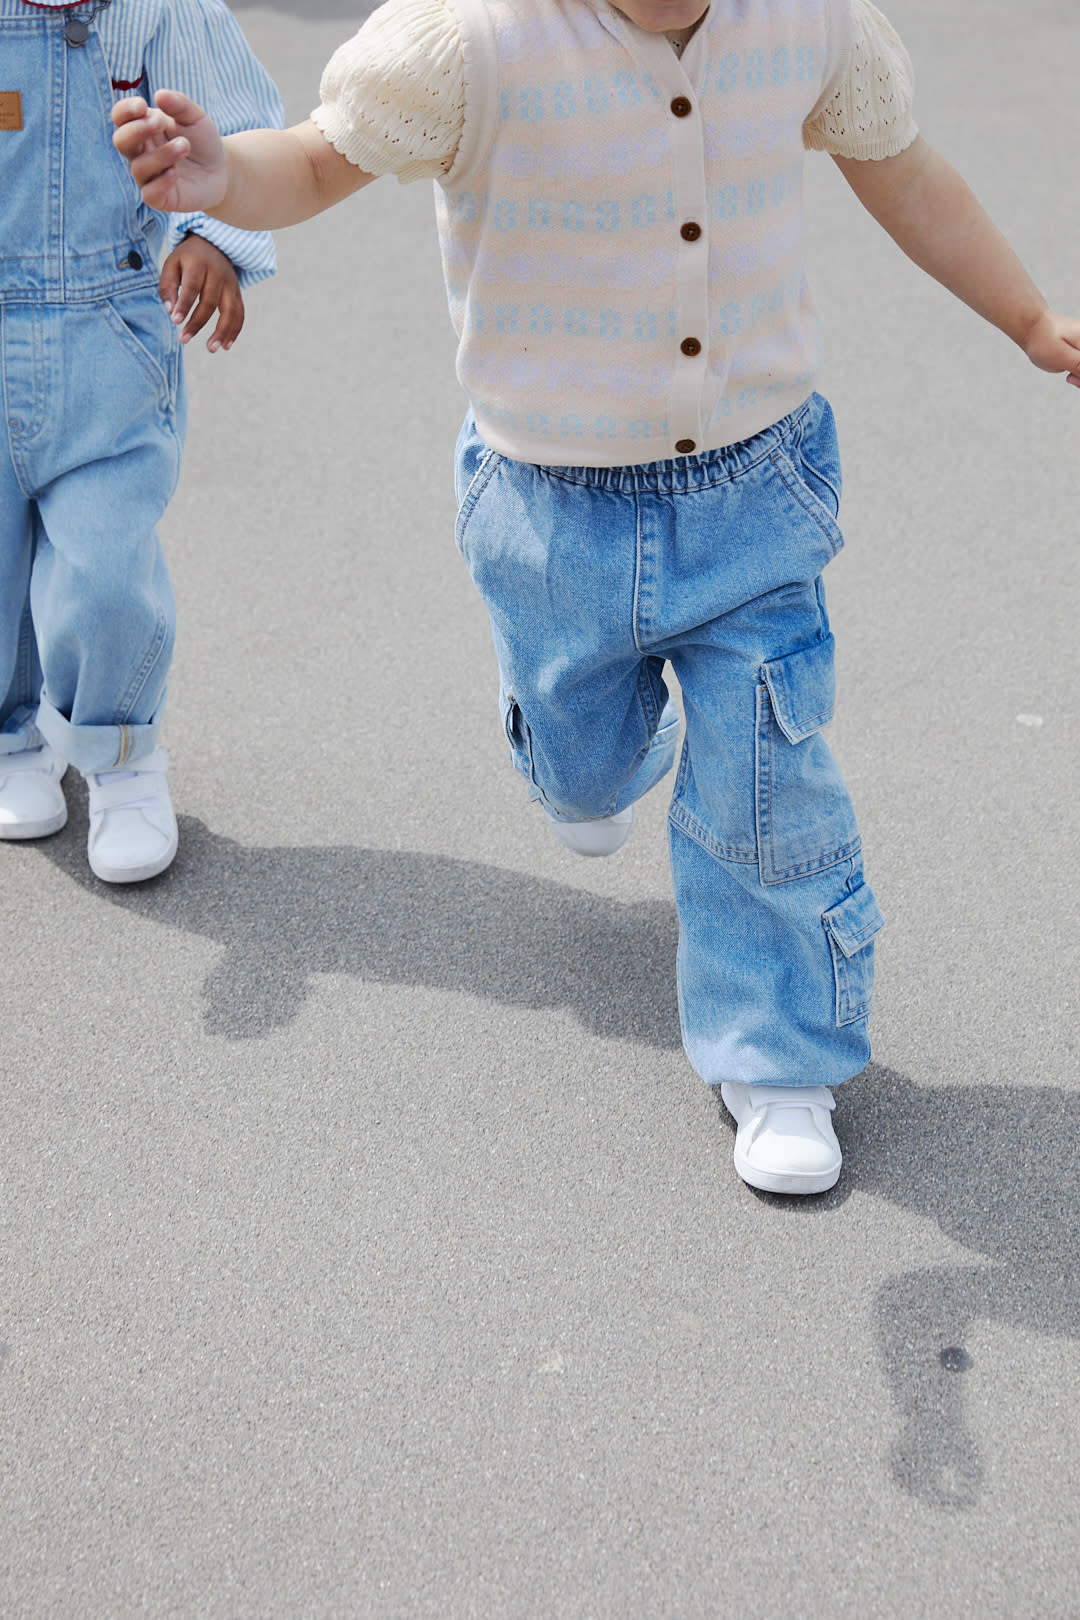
[792,1062,1080,1513]
[39,807,682,1049]
[34,814,1080,1516]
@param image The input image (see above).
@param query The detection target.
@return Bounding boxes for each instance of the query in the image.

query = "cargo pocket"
[755,634,862,885]
[823,882,884,1026]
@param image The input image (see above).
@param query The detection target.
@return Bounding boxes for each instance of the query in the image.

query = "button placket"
[666,76,709,460]
[611,25,709,458]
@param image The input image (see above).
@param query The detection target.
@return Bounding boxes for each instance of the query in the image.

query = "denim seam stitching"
[825,927,874,1025]
[102,300,170,415]
[113,605,169,722]
[755,680,861,884]
[668,798,756,864]
[455,447,502,551]
[631,486,646,652]
[825,915,881,954]
[769,449,844,551]
[763,652,833,740]
[797,448,841,514]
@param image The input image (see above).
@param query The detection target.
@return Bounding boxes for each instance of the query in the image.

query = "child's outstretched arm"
[112,90,374,230]
[834,137,1080,388]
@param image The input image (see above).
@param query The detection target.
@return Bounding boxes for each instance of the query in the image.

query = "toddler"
[112,0,1079,1188]
[0,0,282,881]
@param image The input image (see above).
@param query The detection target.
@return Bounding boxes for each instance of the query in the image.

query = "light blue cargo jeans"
[455,394,884,1089]
[0,5,185,773]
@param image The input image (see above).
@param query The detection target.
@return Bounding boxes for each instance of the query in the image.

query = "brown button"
[680,221,702,241]
[675,439,696,454]
[670,96,692,117]
[680,337,702,357]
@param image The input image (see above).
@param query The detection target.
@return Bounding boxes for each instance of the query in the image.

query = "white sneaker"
[545,804,634,857]
[84,747,178,883]
[0,745,68,839]
[720,1082,841,1195]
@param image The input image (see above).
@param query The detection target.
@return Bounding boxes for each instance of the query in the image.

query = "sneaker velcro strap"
[87,776,165,812]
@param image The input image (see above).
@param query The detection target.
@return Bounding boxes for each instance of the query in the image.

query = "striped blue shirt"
[3,0,284,284]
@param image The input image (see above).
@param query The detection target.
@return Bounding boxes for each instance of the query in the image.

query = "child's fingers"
[1024,316,1080,382]
[152,88,209,130]
[110,95,151,130]
[206,283,245,353]
[112,100,172,155]
[159,256,182,316]
[112,102,192,209]
[1057,337,1080,389]
[123,140,192,210]
[170,264,211,344]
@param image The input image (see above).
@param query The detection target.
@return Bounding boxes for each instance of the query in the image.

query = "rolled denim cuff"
[0,707,45,755]
[35,694,164,773]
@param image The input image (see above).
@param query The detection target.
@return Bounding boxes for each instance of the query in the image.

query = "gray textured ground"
[2,1,1078,1613]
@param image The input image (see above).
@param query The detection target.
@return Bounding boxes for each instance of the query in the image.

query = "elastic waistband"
[535,400,812,493]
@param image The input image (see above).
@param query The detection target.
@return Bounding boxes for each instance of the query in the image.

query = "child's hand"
[160,236,244,352]
[1023,312,1080,390]
[112,89,227,215]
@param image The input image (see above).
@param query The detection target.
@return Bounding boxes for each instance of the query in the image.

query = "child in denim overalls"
[0,0,281,881]
[112,0,1080,1191]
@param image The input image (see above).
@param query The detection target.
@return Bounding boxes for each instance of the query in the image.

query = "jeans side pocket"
[823,882,885,1025]
[771,448,845,559]
[455,445,503,558]
[103,296,177,416]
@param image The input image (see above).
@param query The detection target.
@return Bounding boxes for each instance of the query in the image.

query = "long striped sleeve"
[101,0,285,285]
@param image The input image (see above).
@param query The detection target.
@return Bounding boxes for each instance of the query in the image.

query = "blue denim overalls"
[0,0,185,772]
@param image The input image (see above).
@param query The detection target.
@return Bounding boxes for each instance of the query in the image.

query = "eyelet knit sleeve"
[803,0,917,160]
[310,0,465,185]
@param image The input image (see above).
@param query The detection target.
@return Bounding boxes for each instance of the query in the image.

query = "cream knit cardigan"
[313,0,917,462]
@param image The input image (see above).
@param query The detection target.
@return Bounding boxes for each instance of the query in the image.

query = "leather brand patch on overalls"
[0,92,24,131]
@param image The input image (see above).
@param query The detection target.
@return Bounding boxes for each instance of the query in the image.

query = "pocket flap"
[823,882,885,958]
[762,635,835,744]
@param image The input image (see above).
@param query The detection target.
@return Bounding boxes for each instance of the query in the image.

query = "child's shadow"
[37,816,1080,1512]
[40,810,682,1048]
[830,1064,1080,1512]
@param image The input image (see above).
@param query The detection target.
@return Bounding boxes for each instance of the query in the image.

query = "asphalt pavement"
[2,1,1078,1614]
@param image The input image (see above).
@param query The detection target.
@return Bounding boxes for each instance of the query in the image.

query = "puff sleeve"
[804,0,918,161]
[311,0,466,184]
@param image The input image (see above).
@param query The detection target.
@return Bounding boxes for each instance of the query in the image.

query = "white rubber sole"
[730,1149,841,1197]
[0,803,68,840]
[88,824,178,884]
[545,804,634,857]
